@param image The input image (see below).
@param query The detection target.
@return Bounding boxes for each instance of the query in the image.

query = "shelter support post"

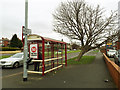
[65,44,67,66]
[61,44,63,67]
[42,38,45,76]
[57,43,59,68]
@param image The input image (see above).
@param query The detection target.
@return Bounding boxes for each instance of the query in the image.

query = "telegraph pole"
[23,0,28,81]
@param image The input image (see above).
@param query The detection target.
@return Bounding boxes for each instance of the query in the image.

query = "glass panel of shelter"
[28,40,65,73]
[44,40,65,71]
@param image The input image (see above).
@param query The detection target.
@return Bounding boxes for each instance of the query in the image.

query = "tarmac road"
[1,51,117,88]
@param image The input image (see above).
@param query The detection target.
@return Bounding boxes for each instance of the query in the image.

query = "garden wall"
[103,53,120,89]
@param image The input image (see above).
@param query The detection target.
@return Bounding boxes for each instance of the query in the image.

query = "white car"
[107,49,116,57]
[114,51,120,66]
[0,52,24,68]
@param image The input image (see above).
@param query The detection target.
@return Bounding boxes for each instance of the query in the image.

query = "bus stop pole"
[23,0,28,81]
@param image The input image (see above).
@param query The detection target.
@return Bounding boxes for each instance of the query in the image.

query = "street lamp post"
[23,0,28,81]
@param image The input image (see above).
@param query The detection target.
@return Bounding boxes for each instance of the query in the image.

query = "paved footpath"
[2,52,117,88]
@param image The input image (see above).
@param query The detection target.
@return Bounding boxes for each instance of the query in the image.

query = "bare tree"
[53,0,119,61]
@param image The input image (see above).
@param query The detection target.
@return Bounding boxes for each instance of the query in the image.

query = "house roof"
[0,38,10,41]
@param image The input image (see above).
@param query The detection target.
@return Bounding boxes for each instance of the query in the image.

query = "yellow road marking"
[1,72,23,79]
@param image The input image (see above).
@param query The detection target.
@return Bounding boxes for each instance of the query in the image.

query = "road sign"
[23,27,31,35]
[30,44,38,59]
[31,46,36,53]
[106,43,112,45]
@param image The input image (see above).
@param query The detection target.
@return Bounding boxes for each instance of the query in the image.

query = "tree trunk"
[77,50,86,61]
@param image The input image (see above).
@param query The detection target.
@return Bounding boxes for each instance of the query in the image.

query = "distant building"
[116,37,120,50]
[0,37,10,47]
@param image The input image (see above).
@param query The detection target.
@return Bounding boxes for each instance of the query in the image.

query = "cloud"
[1,0,119,43]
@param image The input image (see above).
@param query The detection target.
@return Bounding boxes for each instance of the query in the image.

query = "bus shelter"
[27,34,67,76]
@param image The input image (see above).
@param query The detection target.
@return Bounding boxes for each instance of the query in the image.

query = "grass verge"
[91,49,99,53]
[0,50,81,59]
[0,55,11,59]
[45,50,81,57]
[67,50,81,54]
[67,56,95,64]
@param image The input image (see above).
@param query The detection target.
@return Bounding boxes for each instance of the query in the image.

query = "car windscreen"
[109,50,116,52]
[10,53,23,58]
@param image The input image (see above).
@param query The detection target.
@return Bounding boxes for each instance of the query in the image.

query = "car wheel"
[13,62,19,68]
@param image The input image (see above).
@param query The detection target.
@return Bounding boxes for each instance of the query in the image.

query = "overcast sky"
[0,0,120,43]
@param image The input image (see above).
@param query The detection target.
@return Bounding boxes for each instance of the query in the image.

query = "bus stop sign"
[30,44,38,59]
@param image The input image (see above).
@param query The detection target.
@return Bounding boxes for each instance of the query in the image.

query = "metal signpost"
[23,0,29,81]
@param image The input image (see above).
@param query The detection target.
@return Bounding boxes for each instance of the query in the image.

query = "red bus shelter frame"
[27,34,67,76]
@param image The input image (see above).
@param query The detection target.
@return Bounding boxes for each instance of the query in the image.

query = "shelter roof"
[28,34,66,44]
